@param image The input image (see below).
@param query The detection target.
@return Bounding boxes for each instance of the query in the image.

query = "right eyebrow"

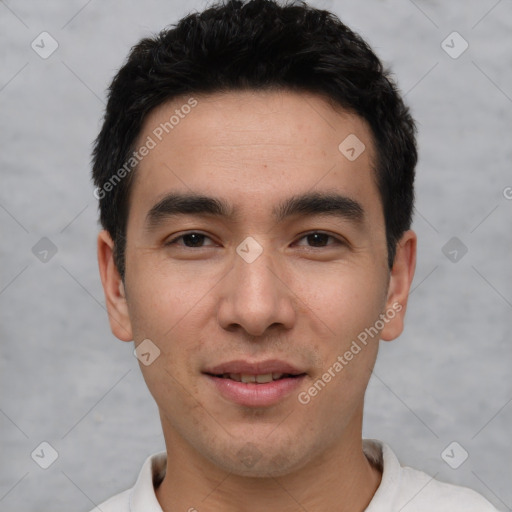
[145,193,234,231]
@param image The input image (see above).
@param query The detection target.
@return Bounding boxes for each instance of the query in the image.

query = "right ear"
[97,230,133,342]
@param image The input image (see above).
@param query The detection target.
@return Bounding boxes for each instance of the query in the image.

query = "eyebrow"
[145,191,365,230]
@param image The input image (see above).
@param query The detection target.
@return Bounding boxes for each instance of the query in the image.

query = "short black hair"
[92,0,417,281]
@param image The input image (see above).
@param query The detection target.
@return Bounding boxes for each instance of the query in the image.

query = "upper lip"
[204,359,306,376]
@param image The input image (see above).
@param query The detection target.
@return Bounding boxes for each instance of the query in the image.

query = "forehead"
[129,89,383,228]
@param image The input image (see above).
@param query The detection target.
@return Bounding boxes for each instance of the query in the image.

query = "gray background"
[1,0,511,510]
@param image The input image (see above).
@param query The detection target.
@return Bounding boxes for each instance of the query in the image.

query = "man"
[91,0,497,510]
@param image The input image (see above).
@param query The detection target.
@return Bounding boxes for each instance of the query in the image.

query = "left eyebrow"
[273,191,365,225]
[144,191,365,230]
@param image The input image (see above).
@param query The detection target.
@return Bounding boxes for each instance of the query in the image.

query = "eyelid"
[165,231,217,246]
[294,231,346,247]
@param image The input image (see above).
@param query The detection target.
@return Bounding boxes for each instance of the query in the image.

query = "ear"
[97,230,133,342]
[380,229,417,342]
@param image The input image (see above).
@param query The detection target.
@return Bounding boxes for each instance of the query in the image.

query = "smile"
[214,372,301,383]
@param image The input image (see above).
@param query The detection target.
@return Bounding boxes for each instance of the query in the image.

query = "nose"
[216,243,296,338]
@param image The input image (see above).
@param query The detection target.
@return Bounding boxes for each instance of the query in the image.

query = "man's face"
[100,90,415,476]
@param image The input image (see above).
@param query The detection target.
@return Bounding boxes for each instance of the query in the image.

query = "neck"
[155,417,382,512]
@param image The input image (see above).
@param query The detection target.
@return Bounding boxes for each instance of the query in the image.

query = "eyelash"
[165,231,345,248]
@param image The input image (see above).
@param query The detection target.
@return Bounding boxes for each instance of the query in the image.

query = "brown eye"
[166,232,215,247]
[295,232,343,248]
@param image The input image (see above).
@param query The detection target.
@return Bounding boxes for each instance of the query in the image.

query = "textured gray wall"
[1,1,511,511]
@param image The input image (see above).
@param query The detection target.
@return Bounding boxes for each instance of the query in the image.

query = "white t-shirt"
[90,439,498,511]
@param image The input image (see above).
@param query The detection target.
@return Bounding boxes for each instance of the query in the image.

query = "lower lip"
[205,374,306,407]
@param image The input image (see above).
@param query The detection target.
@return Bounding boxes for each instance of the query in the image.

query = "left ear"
[380,229,417,342]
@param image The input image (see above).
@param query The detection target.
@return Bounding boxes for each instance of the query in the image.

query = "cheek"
[291,262,387,340]
[126,260,213,340]
[293,264,384,401]
[129,280,205,422]
[125,261,216,388]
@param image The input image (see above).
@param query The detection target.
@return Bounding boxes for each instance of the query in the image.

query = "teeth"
[221,373,287,383]
[255,373,273,383]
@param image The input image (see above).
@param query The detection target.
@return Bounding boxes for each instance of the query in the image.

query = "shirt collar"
[129,451,166,511]
[364,439,401,512]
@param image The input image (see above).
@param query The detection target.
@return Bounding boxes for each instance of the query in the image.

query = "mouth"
[203,360,307,407]
[206,372,304,383]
